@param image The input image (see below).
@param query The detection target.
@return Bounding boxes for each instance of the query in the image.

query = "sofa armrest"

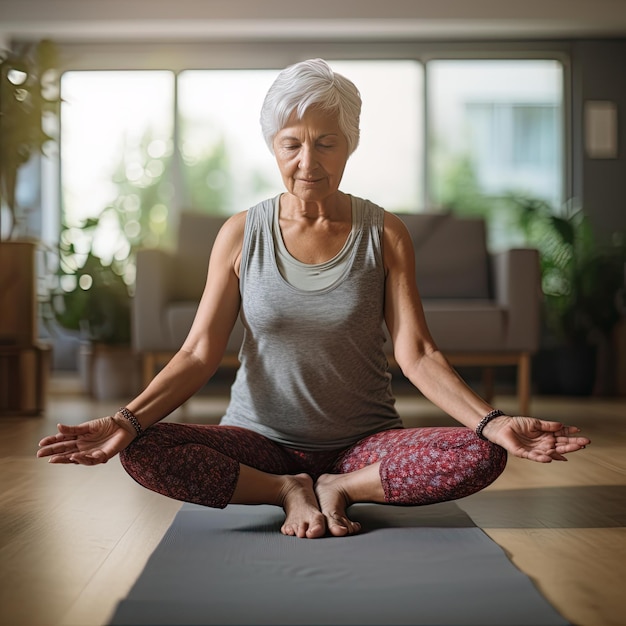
[132,249,176,352]
[492,248,541,352]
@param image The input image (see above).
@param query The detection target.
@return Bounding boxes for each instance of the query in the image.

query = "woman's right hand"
[37,416,137,465]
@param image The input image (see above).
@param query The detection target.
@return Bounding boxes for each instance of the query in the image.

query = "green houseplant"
[45,214,137,400]
[49,212,133,340]
[0,40,60,239]
[510,195,626,394]
[51,244,132,346]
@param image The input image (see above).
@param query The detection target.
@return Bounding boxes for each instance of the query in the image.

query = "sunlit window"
[177,69,281,214]
[427,59,564,241]
[61,70,175,260]
[59,59,564,258]
[329,60,423,212]
[177,60,423,215]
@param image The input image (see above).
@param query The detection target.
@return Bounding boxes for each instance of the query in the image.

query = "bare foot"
[314,474,362,537]
[278,473,326,539]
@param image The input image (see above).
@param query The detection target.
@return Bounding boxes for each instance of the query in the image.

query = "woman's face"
[272,106,349,204]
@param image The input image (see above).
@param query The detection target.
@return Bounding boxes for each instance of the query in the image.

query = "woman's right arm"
[123,210,246,428]
[37,211,247,465]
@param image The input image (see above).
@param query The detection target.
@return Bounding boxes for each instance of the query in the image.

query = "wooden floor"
[1,373,625,626]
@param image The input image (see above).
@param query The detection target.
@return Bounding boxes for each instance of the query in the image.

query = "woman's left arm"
[382,212,590,462]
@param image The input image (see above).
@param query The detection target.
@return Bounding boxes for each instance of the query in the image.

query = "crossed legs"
[120,424,507,539]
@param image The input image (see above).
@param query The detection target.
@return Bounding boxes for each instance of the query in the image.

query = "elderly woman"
[38,59,589,539]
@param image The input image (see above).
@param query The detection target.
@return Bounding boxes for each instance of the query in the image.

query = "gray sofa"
[132,211,540,413]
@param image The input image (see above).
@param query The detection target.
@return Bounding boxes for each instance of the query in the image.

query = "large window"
[177,69,280,214]
[61,70,175,259]
[60,60,423,261]
[177,61,423,215]
[58,56,565,258]
[427,59,564,245]
[329,60,423,212]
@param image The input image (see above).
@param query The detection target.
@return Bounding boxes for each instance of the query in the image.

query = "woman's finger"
[38,423,89,447]
[57,422,95,436]
[68,450,109,466]
[37,439,79,457]
[47,453,79,464]
[554,435,590,448]
[38,432,78,447]
[38,433,71,447]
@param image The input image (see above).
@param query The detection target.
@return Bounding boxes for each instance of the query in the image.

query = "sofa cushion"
[165,302,245,355]
[383,300,507,355]
[173,254,210,301]
[171,213,229,300]
[177,213,227,256]
[396,213,490,299]
[423,300,507,352]
[165,303,197,348]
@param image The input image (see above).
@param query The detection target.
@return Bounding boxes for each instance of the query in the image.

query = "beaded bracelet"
[117,407,143,437]
[475,409,506,440]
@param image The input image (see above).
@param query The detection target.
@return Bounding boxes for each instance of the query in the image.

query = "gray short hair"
[260,58,361,155]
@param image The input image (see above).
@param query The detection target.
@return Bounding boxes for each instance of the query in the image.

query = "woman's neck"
[280,191,350,223]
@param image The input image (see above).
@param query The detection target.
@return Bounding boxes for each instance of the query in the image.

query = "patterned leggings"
[120,424,507,508]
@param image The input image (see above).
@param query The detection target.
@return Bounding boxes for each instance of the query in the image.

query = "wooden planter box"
[0,241,38,345]
[0,241,51,415]
[0,344,51,415]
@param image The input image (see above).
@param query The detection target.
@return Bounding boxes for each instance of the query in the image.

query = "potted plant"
[509,195,626,395]
[45,214,139,400]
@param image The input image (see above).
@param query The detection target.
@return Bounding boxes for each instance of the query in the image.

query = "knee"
[380,428,507,505]
[456,426,507,484]
[119,436,147,480]
[476,438,508,487]
[119,423,170,478]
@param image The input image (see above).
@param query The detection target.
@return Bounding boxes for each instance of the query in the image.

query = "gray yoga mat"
[109,502,570,626]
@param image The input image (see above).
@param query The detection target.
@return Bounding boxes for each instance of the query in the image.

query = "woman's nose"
[298,144,316,170]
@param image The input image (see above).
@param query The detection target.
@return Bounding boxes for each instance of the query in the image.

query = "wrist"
[110,413,137,439]
[480,415,511,441]
[113,407,143,438]
[475,409,508,441]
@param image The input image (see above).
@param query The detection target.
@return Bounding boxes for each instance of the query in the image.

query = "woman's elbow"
[393,339,441,379]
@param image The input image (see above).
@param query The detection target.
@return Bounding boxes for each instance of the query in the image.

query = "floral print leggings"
[120,423,507,508]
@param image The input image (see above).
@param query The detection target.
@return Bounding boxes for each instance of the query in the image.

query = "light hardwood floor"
[1,374,625,626]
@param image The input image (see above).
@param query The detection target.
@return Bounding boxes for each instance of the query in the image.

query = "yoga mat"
[110,502,570,626]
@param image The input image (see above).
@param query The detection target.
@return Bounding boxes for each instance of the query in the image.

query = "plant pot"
[0,240,38,346]
[533,345,597,396]
[78,342,141,401]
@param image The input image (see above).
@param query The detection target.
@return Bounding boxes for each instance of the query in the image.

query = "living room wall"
[572,39,626,240]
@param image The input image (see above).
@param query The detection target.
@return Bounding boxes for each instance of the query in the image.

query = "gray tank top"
[220,194,402,450]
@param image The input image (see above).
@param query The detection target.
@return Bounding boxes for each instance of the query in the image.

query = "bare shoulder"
[210,210,248,275]
[382,211,414,264]
[219,210,248,240]
[212,211,247,253]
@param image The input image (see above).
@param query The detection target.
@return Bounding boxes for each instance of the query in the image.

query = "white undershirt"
[272,195,358,291]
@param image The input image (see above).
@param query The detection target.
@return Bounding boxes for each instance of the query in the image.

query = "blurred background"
[1,0,625,410]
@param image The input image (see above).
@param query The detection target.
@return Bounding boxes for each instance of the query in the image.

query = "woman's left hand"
[481,416,590,463]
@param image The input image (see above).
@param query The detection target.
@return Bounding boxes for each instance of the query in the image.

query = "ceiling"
[1,0,626,43]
